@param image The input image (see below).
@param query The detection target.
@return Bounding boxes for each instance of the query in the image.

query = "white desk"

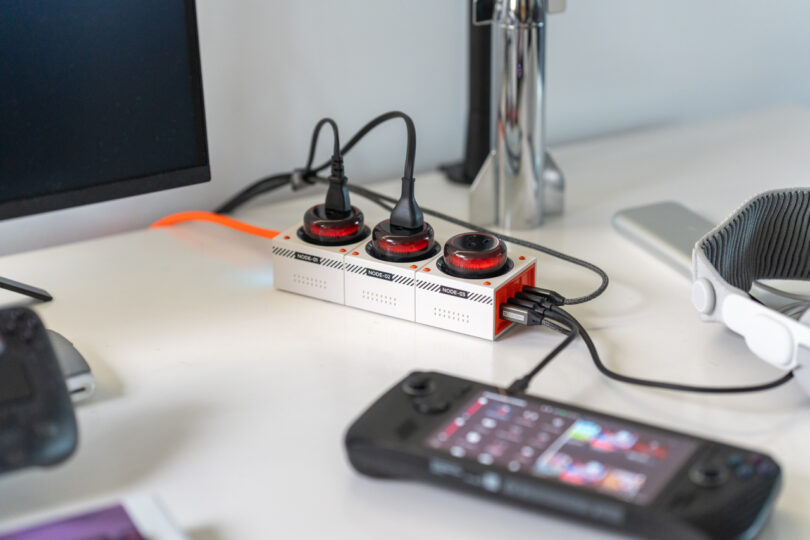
[1,108,809,539]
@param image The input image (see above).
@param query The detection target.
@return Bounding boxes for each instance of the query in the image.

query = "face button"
[756,461,778,478]
[2,312,20,333]
[689,463,728,487]
[726,454,743,468]
[22,317,38,342]
[736,464,755,480]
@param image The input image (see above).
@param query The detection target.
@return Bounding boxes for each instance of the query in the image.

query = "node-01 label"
[294,252,321,265]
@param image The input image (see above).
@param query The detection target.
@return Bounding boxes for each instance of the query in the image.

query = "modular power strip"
[272,223,536,340]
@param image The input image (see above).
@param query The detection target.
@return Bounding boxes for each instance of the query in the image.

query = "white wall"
[3,0,810,256]
[548,0,810,142]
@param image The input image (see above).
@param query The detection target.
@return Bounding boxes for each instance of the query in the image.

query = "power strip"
[272,222,536,340]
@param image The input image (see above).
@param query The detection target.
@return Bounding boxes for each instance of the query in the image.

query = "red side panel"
[494,263,536,337]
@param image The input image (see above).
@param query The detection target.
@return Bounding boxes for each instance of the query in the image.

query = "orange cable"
[150,211,280,239]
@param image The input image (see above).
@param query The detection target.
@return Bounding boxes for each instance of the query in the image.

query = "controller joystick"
[300,204,369,246]
[438,232,510,279]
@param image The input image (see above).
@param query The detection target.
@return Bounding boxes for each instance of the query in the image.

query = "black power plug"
[324,154,350,218]
[367,113,439,262]
[300,118,369,246]
[389,176,423,231]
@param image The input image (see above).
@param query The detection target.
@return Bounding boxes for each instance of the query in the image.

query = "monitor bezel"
[0,0,210,221]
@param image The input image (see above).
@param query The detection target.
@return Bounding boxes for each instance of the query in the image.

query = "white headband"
[692,188,810,393]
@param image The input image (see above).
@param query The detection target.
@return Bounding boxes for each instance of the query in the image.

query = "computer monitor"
[0,0,209,301]
[0,0,210,221]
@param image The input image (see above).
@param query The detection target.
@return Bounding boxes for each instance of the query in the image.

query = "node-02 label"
[366,268,394,281]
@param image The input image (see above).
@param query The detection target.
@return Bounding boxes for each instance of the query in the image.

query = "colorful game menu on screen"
[425,391,697,504]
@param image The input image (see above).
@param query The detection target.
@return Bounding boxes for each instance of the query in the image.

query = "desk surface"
[1,108,809,539]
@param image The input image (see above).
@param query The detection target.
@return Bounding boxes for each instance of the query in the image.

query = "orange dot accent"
[284,235,290,240]
[339,248,346,253]
[410,264,418,269]
[483,281,491,286]
[423,268,431,272]
[519,255,526,260]
[351,251,359,256]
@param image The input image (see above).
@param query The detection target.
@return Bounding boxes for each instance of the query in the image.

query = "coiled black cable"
[215,112,417,215]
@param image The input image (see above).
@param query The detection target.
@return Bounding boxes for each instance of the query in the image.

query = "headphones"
[692,188,810,394]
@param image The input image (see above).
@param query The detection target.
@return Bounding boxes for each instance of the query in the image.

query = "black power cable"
[305,118,352,217]
[306,111,416,180]
[216,173,290,215]
[215,111,418,216]
[504,287,795,395]
[216,110,609,305]
[216,112,793,396]
[506,313,579,395]
[549,304,795,394]
[330,180,609,306]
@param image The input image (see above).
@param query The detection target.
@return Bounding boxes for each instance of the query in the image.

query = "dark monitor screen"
[0,0,209,220]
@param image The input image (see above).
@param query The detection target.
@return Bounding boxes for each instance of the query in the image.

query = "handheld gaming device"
[0,308,78,475]
[345,371,781,539]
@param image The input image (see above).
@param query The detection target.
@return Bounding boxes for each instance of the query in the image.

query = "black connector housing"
[523,286,566,306]
[389,177,423,231]
[324,155,351,218]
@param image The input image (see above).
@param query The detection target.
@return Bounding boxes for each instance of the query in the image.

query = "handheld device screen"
[425,391,698,505]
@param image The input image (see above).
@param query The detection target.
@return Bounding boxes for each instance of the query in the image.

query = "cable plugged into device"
[390,175,423,230]
[251,111,601,335]
[499,303,547,327]
[300,118,369,246]
[271,118,374,305]
[499,285,795,396]
[324,154,350,217]
[228,110,794,396]
[367,113,441,263]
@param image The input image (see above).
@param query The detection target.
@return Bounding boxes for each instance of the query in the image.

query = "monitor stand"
[0,276,53,302]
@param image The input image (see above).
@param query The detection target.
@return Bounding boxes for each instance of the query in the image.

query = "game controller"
[345,371,781,540]
[0,308,78,475]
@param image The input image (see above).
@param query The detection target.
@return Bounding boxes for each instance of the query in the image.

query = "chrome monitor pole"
[470,0,566,229]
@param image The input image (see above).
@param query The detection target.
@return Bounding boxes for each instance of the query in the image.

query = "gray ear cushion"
[698,189,810,292]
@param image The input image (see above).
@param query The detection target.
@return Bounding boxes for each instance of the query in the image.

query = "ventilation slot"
[293,273,327,290]
[362,290,397,306]
[433,307,471,324]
